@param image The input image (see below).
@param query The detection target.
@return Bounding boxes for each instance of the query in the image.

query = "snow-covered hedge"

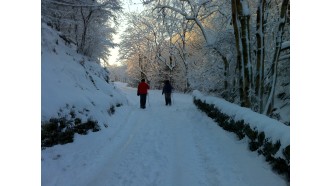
[192,90,290,181]
[193,90,290,147]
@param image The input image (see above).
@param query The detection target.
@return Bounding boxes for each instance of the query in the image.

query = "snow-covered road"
[41,83,287,186]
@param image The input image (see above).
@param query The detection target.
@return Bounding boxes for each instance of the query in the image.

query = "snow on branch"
[241,0,250,16]
[154,3,215,46]
[45,0,99,7]
[45,0,121,9]
[281,41,290,50]
[278,54,290,61]
[155,5,189,18]
[141,0,156,5]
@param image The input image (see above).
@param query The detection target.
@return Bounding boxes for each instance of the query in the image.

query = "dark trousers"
[140,94,147,108]
[164,93,171,106]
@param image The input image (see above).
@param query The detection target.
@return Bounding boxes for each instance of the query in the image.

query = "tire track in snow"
[87,101,207,185]
[137,104,210,186]
[102,108,172,186]
[86,107,149,185]
[86,84,287,186]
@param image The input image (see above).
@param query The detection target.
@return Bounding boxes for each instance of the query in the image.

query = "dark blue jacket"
[162,82,173,94]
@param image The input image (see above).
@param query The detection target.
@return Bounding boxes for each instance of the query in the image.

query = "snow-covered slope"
[41,23,126,125]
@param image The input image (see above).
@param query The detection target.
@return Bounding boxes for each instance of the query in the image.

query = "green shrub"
[283,145,290,164]
[70,109,76,118]
[108,105,115,115]
[257,132,266,146]
[41,118,74,147]
[74,119,100,135]
[58,129,74,144]
[249,141,260,151]
[215,111,230,123]
[272,157,290,181]
[42,117,100,148]
[262,139,281,157]
[74,118,82,125]
[233,120,245,140]
[244,125,258,141]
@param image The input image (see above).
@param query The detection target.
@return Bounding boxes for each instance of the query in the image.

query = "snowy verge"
[192,90,290,148]
[192,90,290,180]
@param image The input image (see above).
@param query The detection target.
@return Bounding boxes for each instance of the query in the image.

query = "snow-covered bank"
[192,90,290,150]
[42,23,126,125]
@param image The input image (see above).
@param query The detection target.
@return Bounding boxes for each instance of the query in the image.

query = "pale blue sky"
[108,0,144,65]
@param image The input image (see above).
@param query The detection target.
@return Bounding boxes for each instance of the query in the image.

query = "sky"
[40,22,290,185]
[108,0,145,65]
[1,0,330,185]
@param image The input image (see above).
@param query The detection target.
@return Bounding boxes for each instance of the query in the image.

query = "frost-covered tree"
[231,0,253,108]
[127,0,290,122]
[108,64,129,82]
[119,11,165,87]
[263,0,290,115]
[41,0,122,64]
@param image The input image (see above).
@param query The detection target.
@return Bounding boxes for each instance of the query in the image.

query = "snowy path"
[42,83,287,186]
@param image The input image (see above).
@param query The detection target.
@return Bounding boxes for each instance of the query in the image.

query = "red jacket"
[138,82,149,94]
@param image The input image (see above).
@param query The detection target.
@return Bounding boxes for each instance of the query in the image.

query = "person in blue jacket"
[162,80,173,106]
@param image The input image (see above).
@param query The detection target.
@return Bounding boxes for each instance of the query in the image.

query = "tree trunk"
[231,0,243,105]
[240,13,252,108]
[78,7,93,55]
[231,0,252,108]
[255,0,266,113]
[213,48,229,91]
[264,0,289,115]
[182,31,190,92]
[221,55,229,90]
[139,54,147,80]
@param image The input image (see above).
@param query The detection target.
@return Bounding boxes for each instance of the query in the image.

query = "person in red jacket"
[137,79,150,109]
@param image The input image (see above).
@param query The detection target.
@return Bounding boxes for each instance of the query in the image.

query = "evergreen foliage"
[249,141,260,152]
[262,140,281,157]
[283,145,290,164]
[42,117,100,148]
[41,118,75,148]
[74,119,100,135]
[108,105,116,115]
[244,125,258,141]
